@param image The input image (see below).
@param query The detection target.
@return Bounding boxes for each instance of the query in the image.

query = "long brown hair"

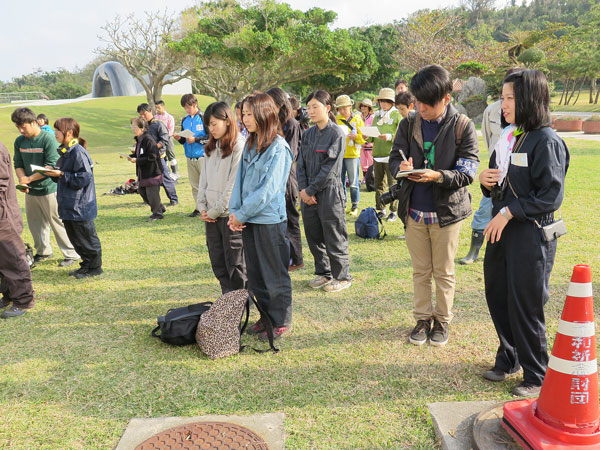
[241,93,282,153]
[53,118,87,149]
[203,102,239,158]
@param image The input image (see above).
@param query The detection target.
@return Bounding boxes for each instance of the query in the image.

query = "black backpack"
[151,301,213,345]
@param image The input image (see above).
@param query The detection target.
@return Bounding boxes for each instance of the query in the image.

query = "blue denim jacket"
[229,135,292,224]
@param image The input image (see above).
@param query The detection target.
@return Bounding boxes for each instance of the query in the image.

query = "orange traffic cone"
[502,264,600,449]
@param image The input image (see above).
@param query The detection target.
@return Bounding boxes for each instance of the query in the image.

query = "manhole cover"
[134,421,270,450]
[472,404,520,450]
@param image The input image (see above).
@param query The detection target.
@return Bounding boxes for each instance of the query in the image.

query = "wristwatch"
[436,172,444,184]
[499,206,512,220]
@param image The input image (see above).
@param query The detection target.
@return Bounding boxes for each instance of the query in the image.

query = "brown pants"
[0,220,34,308]
[405,217,462,323]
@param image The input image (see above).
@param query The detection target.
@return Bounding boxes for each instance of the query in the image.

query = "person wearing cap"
[335,95,365,216]
[358,99,374,179]
[371,88,401,221]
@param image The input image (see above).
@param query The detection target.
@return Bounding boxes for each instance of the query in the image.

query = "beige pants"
[405,216,462,323]
[187,157,204,209]
[25,193,78,259]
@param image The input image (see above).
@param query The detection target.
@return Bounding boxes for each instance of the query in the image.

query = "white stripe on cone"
[557,320,596,338]
[548,355,598,376]
[567,282,594,298]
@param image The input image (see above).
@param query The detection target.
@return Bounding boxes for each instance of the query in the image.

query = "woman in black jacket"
[479,69,569,397]
[129,117,164,221]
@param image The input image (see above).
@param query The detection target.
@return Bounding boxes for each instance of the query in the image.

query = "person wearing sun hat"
[357,98,374,179]
[335,95,365,216]
[371,88,401,221]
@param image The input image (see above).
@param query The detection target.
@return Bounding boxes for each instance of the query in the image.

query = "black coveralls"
[483,127,569,386]
[283,118,303,267]
[0,142,34,308]
[297,120,350,281]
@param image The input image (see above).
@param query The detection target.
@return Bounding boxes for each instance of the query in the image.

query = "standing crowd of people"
[0,65,570,397]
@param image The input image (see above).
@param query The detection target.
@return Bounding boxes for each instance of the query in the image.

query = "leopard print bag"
[195,289,250,359]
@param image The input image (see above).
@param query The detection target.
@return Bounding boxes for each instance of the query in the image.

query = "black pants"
[206,217,247,294]
[159,158,178,202]
[484,219,557,386]
[140,185,164,218]
[242,222,292,328]
[0,221,34,308]
[301,183,350,281]
[285,175,303,266]
[63,220,102,271]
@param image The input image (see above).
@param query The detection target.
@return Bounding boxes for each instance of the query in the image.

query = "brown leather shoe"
[288,263,305,271]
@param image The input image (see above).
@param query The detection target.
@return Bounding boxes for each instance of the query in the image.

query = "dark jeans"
[285,176,303,266]
[0,222,34,308]
[140,185,164,218]
[160,157,178,202]
[301,183,351,281]
[242,222,292,328]
[484,219,557,386]
[63,220,102,271]
[206,217,247,294]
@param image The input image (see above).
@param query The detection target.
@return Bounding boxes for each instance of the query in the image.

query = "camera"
[380,182,403,205]
[490,184,506,201]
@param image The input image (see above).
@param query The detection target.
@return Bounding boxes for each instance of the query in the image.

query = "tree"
[172,0,377,104]
[97,10,190,108]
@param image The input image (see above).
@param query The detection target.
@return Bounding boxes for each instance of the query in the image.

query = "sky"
[0,0,461,83]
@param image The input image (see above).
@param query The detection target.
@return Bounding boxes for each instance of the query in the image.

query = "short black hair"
[11,107,37,126]
[502,69,551,132]
[36,113,49,124]
[155,100,165,106]
[180,94,198,107]
[395,92,416,108]
[266,87,293,126]
[410,65,453,107]
[289,96,300,110]
[137,103,152,113]
[394,79,408,89]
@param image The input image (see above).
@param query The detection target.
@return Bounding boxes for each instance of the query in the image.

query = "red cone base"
[503,399,600,449]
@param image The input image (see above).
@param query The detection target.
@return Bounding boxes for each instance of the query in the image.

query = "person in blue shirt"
[174,94,208,217]
[229,92,293,342]
[37,114,55,136]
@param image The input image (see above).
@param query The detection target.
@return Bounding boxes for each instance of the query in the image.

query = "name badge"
[196,124,203,131]
[511,153,527,167]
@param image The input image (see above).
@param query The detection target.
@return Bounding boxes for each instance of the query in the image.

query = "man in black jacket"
[389,65,479,347]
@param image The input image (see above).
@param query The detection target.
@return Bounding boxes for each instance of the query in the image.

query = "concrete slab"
[115,412,284,450]
[428,400,502,450]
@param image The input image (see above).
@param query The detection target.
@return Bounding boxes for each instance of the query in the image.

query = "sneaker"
[350,207,359,216]
[376,209,388,220]
[58,258,78,267]
[512,382,541,397]
[147,215,163,222]
[246,319,265,335]
[323,279,351,293]
[288,263,305,271]
[409,319,432,346]
[69,267,86,277]
[387,212,398,222]
[258,326,288,342]
[167,200,179,207]
[74,268,103,279]
[188,209,200,217]
[483,367,512,382]
[430,320,449,347]
[1,306,28,318]
[308,276,332,289]
[33,253,53,263]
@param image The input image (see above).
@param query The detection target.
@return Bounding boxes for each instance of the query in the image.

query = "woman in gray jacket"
[197,102,247,293]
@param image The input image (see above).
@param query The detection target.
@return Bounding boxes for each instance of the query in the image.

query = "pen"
[399,150,407,162]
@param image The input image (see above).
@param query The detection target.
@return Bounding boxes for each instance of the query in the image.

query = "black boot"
[459,230,485,265]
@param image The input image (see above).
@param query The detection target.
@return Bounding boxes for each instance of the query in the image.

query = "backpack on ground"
[151,301,213,346]
[196,289,278,359]
[355,207,386,240]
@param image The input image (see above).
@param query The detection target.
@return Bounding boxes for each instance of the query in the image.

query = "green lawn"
[550,89,600,112]
[0,97,599,449]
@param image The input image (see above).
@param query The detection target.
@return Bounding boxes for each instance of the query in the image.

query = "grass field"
[0,96,599,449]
